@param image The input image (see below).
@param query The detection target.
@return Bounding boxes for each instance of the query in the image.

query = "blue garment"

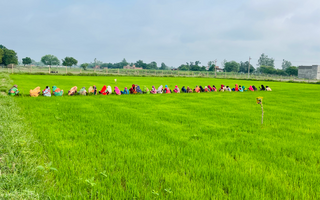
[121,88,130,94]
[239,88,243,92]
[136,86,143,94]
[181,86,187,93]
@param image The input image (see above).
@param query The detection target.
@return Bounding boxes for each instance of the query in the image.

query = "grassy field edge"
[0,73,45,199]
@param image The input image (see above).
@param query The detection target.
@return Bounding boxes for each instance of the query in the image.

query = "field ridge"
[0,73,44,199]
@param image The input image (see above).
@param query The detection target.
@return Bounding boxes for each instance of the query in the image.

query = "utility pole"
[248,57,251,78]
[214,59,217,78]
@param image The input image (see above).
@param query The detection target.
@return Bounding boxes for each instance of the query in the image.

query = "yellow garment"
[30,87,41,97]
[68,86,77,96]
[88,86,94,93]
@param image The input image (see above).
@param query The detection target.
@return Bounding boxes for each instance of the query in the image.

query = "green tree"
[120,58,129,68]
[286,66,298,76]
[224,61,240,72]
[195,61,201,66]
[281,59,292,70]
[275,69,287,76]
[0,49,3,64]
[41,55,60,66]
[3,49,18,66]
[239,61,254,73]
[178,64,189,71]
[190,65,201,71]
[147,61,158,70]
[80,63,89,70]
[257,53,275,68]
[22,57,32,66]
[257,65,277,74]
[209,65,215,71]
[159,62,169,70]
[135,60,147,69]
[200,66,207,71]
[62,57,78,68]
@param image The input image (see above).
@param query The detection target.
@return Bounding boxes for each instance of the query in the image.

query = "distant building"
[215,66,224,72]
[298,65,320,79]
[123,65,143,70]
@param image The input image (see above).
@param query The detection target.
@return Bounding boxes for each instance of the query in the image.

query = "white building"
[298,65,320,79]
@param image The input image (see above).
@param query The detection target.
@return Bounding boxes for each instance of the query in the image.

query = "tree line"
[0,44,298,76]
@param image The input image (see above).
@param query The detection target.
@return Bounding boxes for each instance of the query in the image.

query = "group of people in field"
[8,84,272,97]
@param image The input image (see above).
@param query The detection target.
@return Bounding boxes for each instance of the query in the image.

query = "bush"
[66,72,74,76]
[33,72,46,75]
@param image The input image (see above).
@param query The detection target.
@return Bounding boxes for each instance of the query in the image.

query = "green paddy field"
[1,74,320,199]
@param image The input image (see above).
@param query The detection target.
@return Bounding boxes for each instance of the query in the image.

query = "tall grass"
[9,75,320,199]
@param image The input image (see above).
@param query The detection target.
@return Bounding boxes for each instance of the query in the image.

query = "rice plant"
[8,74,320,199]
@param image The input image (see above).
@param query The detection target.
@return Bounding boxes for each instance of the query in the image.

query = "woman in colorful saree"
[136,85,143,94]
[52,86,63,96]
[199,86,205,92]
[156,85,163,94]
[150,86,157,94]
[248,86,254,91]
[88,85,97,95]
[187,86,193,93]
[266,86,272,91]
[8,85,19,96]
[68,86,77,96]
[107,86,112,95]
[194,86,200,93]
[219,85,225,92]
[79,87,87,95]
[173,85,180,93]
[30,86,41,97]
[212,85,217,92]
[121,87,130,94]
[99,85,108,95]
[235,84,239,92]
[114,86,121,95]
[42,86,51,97]
[164,85,171,93]
[143,86,150,94]
[129,84,137,94]
[242,85,247,92]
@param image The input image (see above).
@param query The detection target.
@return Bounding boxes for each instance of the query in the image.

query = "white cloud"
[1,0,320,67]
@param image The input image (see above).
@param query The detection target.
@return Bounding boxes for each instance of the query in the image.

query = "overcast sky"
[1,0,320,68]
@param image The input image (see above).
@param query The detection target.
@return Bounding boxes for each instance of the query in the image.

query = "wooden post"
[12,65,13,74]
[66,66,67,74]
[80,68,82,73]
[94,67,96,73]
[261,104,264,125]
[162,70,163,76]
[49,66,50,74]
